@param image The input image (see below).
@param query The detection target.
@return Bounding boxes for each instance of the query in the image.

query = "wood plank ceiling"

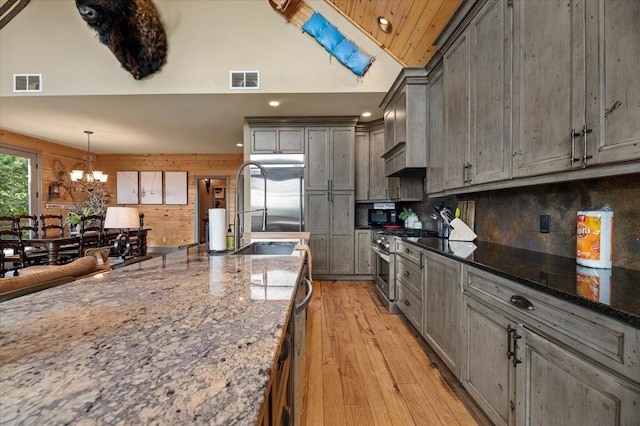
[325,0,463,67]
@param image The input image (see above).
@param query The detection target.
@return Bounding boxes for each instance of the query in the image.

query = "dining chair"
[40,214,65,238]
[1,229,25,277]
[79,214,105,255]
[16,215,49,266]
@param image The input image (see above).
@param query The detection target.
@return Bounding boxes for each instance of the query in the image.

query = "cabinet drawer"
[464,266,640,384]
[397,283,423,332]
[396,240,423,266]
[395,256,422,297]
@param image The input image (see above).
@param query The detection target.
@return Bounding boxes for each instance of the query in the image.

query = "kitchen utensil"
[449,218,477,241]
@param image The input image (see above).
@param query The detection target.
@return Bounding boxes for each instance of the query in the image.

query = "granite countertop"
[402,237,640,328]
[0,245,305,425]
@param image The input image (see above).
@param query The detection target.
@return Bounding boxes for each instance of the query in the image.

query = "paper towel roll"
[576,266,611,304]
[208,208,226,251]
[576,208,614,268]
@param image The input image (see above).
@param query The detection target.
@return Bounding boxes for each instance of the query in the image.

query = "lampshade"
[104,207,140,229]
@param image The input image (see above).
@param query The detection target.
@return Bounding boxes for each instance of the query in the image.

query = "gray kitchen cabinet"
[516,326,640,426]
[462,295,516,426]
[354,229,372,276]
[443,29,471,190]
[583,0,640,166]
[305,190,354,276]
[395,240,424,332]
[381,68,429,177]
[422,250,463,378]
[442,0,510,190]
[305,122,355,277]
[305,127,355,191]
[250,127,304,154]
[354,125,387,202]
[512,0,640,176]
[387,176,423,201]
[468,0,511,184]
[462,264,640,426]
[426,64,444,194]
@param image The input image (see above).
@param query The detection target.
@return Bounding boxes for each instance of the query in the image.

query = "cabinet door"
[394,91,407,145]
[427,67,445,194]
[330,127,355,191]
[278,128,304,153]
[443,31,471,189]
[462,296,517,426]
[330,234,354,275]
[354,132,370,201]
[516,327,640,426]
[329,191,354,235]
[369,128,387,200]
[305,191,330,276]
[469,0,511,184]
[585,0,640,165]
[305,128,330,191]
[512,0,586,177]
[423,252,463,377]
[251,129,278,153]
[399,177,423,201]
[354,229,372,275]
[384,107,395,152]
[329,191,354,275]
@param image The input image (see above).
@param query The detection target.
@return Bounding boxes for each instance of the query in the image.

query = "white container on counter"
[576,207,613,268]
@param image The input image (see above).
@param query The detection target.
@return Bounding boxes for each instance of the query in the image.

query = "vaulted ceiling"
[0,0,463,154]
[326,0,462,67]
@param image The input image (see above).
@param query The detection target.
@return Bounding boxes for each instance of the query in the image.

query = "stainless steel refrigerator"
[249,154,305,232]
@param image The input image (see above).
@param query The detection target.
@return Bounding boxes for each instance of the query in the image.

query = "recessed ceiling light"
[236,143,243,147]
[377,16,392,34]
[362,112,372,118]
[269,100,280,107]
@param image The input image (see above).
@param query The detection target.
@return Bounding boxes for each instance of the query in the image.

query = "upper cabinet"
[426,64,445,194]
[355,124,388,202]
[250,127,304,154]
[512,0,640,177]
[381,68,429,178]
[305,126,355,192]
[429,0,639,196]
[441,0,511,190]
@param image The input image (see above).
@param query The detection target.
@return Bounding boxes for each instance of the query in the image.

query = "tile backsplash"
[409,173,640,270]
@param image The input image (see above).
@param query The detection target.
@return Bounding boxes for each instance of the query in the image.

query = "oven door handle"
[371,246,390,262]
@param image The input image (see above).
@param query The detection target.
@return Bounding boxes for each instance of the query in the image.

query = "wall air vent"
[13,74,42,92]
[229,71,259,89]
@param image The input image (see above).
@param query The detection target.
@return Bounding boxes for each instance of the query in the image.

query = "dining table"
[22,236,80,265]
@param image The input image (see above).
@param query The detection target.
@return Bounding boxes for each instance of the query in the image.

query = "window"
[0,145,40,218]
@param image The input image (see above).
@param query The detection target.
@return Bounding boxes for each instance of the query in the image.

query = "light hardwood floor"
[302,280,488,426]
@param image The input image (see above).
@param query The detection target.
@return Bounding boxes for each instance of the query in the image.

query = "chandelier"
[70,130,108,190]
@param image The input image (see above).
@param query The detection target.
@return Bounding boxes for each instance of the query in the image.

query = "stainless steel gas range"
[370,228,440,312]
[371,230,396,311]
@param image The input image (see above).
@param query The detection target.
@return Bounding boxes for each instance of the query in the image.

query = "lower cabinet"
[258,322,292,425]
[395,241,424,332]
[461,265,640,426]
[422,251,463,378]
[354,229,372,276]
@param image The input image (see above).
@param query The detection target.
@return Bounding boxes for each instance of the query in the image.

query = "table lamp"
[104,207,140,259]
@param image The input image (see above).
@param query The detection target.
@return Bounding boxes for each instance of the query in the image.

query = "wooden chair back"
[40,214,65,238]
[79,214,105,254]
[16,214,39,239]
[1,229,25,277]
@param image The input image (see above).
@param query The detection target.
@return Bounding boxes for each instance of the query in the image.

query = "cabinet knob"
[510,295,534,311]
[403,271,410,277]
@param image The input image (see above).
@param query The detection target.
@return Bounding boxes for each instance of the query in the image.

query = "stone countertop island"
[0,245,305,425]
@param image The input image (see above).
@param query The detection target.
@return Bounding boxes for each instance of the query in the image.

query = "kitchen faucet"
[234,160,267,250]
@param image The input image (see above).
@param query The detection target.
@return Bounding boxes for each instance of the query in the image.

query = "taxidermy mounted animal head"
[75,0,167,80]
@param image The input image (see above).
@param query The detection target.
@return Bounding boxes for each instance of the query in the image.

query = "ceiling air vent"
[230,71,259,89]
[13,74,42,92]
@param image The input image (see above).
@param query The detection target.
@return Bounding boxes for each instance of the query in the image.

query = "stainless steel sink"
[232,241,298,256]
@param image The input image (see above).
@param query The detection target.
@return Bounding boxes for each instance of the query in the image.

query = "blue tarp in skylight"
[301,12,373,76]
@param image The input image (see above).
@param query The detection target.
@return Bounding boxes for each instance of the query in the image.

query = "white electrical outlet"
[162,237,167,243]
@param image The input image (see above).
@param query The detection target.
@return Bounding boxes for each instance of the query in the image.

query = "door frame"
[193,175,229,244]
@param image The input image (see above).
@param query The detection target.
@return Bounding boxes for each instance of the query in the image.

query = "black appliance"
[368,208,399,227]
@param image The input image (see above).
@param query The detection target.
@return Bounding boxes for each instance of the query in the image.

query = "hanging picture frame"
[140,171,163,204]
[116,171,139,204]
[164,171,188,205]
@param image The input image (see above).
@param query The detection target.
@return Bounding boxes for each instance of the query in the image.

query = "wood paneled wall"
[1,129,244,248]
[99,154,243,248]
